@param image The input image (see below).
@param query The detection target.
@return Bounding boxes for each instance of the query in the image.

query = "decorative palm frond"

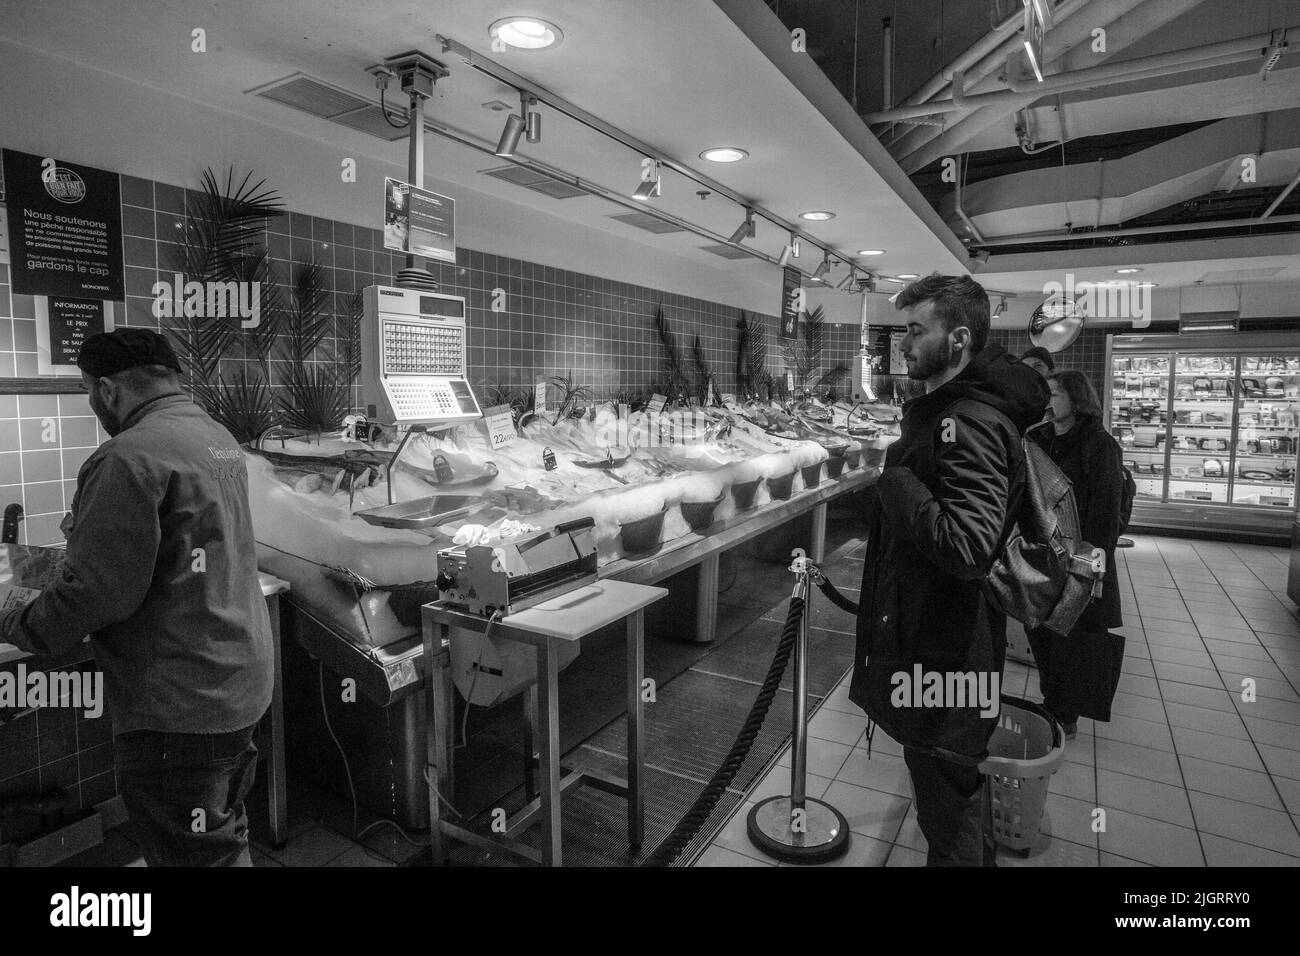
[744,313,769,402]
[735,312,750,397]
[549,371,593,424]
[277,364,352,434]
[165,167,284,413]
[239,248,287,374]
[279,261,332,366]
[339,289,364,387]
[782,305,827,396]
[652,304,693,404]
[204,368,276,444]
[811,363,850,401]
[690,334,712,405]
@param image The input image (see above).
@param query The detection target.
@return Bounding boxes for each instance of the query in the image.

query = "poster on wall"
[35,297,114,376]
[780,266,801,341]
[2,149,124,300]
[888,330,908,375]
[382,177,456,263]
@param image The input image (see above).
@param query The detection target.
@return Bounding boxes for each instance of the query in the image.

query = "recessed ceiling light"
[1115,268,1142,274]
[1136,281,1159,287]
[489,17,563,50]
[898,273,920,279]
[858,249,885,256]
[799,211,835,221]
[700,147,748,163]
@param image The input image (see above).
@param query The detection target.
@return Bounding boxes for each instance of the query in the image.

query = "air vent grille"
[608,212,685,234]
[252,74,371,119]
[479,165,589,199]
[700,243,752,260]
[331,106,410,142]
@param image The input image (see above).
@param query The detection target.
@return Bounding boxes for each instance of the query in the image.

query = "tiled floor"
[697,535,1300,867]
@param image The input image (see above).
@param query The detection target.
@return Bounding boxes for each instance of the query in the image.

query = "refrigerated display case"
[1107,332,1300,540]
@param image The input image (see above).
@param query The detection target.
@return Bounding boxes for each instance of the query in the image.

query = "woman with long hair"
[1027,370,1126,738]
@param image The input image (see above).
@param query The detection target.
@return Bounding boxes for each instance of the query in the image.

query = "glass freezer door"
[1166,353,1237,505]
[1110,352,1170,502]
[1232,354,1300,510]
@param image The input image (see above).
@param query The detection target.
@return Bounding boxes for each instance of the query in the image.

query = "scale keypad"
[384,321,464,375]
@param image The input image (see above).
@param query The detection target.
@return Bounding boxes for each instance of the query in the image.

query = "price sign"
[534,378,549,415]
[646,393,667,416]
[483,404,518,449]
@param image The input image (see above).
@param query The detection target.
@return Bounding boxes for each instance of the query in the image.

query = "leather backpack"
[985,439,1107,637]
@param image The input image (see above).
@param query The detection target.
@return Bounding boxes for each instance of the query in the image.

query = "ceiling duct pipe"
[863,31,1276,124]
[973,212,1300,246]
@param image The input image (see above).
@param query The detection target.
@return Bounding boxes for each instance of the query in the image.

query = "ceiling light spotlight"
[836,269,856,291]
[494,111,526,157]
[858,249,885,256]
[700,147,748,163]
[728,209,756,244]
[993,297,1008,318]
[799,211,836,221]
[524,97,541,143]
[489,17,563,51]
[633,160,662,201]
[777,234,801,267]
[812,251,832,282]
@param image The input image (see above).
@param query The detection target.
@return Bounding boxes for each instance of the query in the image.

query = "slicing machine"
[435,518,598,617]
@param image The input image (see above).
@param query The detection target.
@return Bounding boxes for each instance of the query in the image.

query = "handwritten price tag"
[483,404,518,449]
[646,393,667,416]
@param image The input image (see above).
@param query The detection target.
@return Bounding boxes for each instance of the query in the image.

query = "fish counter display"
[249,401,899,652]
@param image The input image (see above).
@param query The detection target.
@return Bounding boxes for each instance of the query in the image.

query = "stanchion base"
[746,796,850,864]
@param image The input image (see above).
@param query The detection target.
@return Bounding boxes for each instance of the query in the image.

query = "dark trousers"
[114,723,261,867]
[903,746,994,867]
[1025,627,1078,725]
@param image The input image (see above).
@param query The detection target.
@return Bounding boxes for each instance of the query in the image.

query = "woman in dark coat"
[1026,370,1125,738]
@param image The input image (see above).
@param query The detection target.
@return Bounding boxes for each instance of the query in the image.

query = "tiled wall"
[1,166,863,546]
[0,656,113,846]
[988,327,1110,399]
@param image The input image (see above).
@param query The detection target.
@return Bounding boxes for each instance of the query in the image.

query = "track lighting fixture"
[728,209,756,244]
[812,250,832,282]
[633,160,661,201]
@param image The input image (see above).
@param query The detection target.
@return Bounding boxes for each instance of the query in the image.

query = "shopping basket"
[979,696,1065,855]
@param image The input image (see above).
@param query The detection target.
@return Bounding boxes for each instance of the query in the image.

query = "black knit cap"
[76,328,182,379]
[1020,345,1055,371]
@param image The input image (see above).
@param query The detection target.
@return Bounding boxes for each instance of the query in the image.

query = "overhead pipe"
[863,30,1278,124]
[435,33,862,276]
[882,17,893,110]
[890,0,1165,164]
[972,213,1300,247]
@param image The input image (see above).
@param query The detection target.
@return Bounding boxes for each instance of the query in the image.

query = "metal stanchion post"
[746,550,850,864]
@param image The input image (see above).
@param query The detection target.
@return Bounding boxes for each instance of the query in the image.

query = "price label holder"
[535,378,549,416]
[483,404,518,449]
[542,447,557,471]
[647,393,667,416]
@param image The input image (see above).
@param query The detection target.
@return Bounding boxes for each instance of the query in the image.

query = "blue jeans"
[114,723,261,867]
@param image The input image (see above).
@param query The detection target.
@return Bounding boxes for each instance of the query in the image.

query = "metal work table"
[422,580,667,866]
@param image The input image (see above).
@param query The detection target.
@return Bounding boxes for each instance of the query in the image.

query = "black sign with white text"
[2,148,124,300]
[780,266,801,341]
[47,297,106,366]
